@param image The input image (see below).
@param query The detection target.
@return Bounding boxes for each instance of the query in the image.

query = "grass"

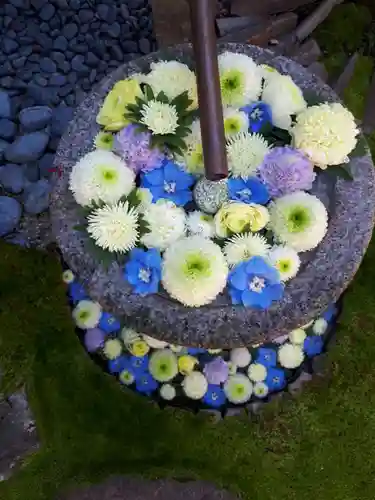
[1,3,375,499]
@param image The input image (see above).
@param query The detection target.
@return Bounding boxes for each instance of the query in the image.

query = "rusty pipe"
[187,0,228,181]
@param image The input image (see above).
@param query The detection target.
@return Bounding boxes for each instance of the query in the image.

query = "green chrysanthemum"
[149,350,178,382]
[119,369,135,386]
[224,374,253,404]
[103,339,123,360]
[223,108,249,137]
[72,300,102,330]
[94,131,114,150]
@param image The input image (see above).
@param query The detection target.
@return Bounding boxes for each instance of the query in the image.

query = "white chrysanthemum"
[186,211,215,239]
[207,348,222,354]
[103,339,122,360]
[219,52,262,107]
[262,74,307,130]
[223,107,249,137]
[176,120,204,175]
[147,60,198,109]
[162,236,228,307]
[69,150,135,207]
[253,382,269,398]
[260,64,281,82]
[227,361,237,375]
[313,318,328,335]
[268,246,301,282]
[301,320,314,330]
[143,335,168,349]
[248,363,267,382]
[169,344,185,353]
[230,347,251,368]
[141,100,179,135]
[73,300,102,329]
[224,374,253,404]
[87,201,139,253]
[289,328,307,345]
[119,369,135,386]
[224,233,270,266]
[278,343,304,369]
[160,384,176,401]
[121,327,141,346]
[62,269,75,284]
[141,200,186,251]
[227,132,271,178]
[292,102,359,168]
[182,372,208,400]
[269,192,328,252]
[130,72,148,85]
[136,187,153,212]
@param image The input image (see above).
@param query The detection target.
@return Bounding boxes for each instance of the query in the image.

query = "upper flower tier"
[50,43,375,349]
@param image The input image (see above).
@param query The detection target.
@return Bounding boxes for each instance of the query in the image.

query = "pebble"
[12,56,27,69]
[0,118,16,140]
[4,4,17,17]
[51,105,74,137]
[67,72,78,84]
[62,23,78,40]
[108,22,121,38]
[53,36,68,52]
[38,153,55,178]
[54,0,69,8]
[23,162,40,182]
[9,0,30,8]
[33,74,48,87]
[19,106,52,132]
[86,52,99,67]
[5,131,49,163]
[97,3,116,23]
[110,44,123,61]
[0,91,11,118]
[23,179,51,215]
[0,139,9,161]
[78,9,93,23]
[30,0,44,9]
[19,46,33,57]
[50,51,66,66]
[71,43,88,54]
[40,58,57,74]
[120,4,130,19]
[50,73,67,87]
[139,38,151,54]
[0,164,25,193]
[39,22,50,33]
[58,84,73,97]
[121,40,138,53]
[3,38,19,55]
[59,61,71,74]
[0,62,13,77]
[0,196,22,237]
[71,55,89,74]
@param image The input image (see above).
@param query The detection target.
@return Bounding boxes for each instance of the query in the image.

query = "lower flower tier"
[63,267,341,414]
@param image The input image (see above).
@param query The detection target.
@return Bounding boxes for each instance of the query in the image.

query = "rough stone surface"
[50,43,375,348]
[57,477,238,500]
[0,390,39,481]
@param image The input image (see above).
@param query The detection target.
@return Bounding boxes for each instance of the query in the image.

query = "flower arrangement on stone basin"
[69,52,362,311]
[63,267,339,409]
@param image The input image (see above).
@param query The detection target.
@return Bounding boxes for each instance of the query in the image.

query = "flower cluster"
[68,53,359,310]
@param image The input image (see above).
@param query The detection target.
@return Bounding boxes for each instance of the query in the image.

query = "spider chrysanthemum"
[227,132,271,178]
[69,150,135,207]
[224,233,270,266]
[140,100,179,135]
[87,201,139,253]
[162,236,229,307]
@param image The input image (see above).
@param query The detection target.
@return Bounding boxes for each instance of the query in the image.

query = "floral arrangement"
[69,53,361,311]
[64,268,338,409]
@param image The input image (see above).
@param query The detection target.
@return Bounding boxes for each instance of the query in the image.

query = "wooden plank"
[330,52,359,99]
[307,62,328,82]
[362,72,375,134]
[216,16,263,37]
[231,0,317,17]
[294,0,345,43]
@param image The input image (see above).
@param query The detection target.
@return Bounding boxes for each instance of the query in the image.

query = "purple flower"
[228,256,284,310]
[303,336,324,357]
[258,146,316,198]
[241,101,272,133]
[113,124,165,173]
[228,177,270,205]
[203,357,229,385]
[203,385,227,408]
[84,328,105,352]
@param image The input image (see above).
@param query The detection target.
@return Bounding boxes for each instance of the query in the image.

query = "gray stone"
[0,139,9,161]
[0,196,21,236]
[0,91,11,118]
[40,58,57,74]
[120,4,130,19]
[55,0,69,8]
[0,164,25,193]
[69,0,80,9]
[19,106,52,132]
[97,3,116,23]
[51,105,74,137]
[60,61,71,74]
[78,9,93,23]
[23,162,40,182]
[138,37,150,54]
[54,36,68,52]
[19,35,34,45]
[9,0,30,8]
[33,74,48,87]
[30,0,44,9]
[121,40,138,53]
[19,46,33,57]
[86,52,99,67]
[0,62,13,77]
[71,43,89,55]
[50,44,375,347]
[5,131,49,163]
[58,84,73,97]
[3,38,18,55]
[110,44,123,61]
[50,74,67,87]
[24,179,51,214]
[65,95,75,107]
[0,390,39,481]
[71,55,89,74]
[51,51,66,66]
[67,72,78,84]
[89,69,97,84]
[0,119,16,140]
[108,22,121,38]
[12,56,27,69]
[62,23,78,40]
[6,30,17,39]
[40,21,49,32]
[39,153,55,178]
[4,4,17,17]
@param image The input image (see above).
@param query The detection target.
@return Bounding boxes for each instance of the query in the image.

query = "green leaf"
[171,91,190,111]
[349,135,367,159]
[126,103,140,114]
[156,91,170,104]
[165,135,187,151]
[138,215,151,236]
[271,126,292,143]
[144,84,155,101]
[324,164,353,180]
[135,96,147,109]
[125,189,142,209]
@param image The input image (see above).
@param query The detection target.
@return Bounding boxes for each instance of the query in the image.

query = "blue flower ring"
[240,101,272,133]
[228,177,270,205]
[124,248,162,296]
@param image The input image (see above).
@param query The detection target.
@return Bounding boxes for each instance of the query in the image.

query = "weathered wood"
[290,38,321,66]
[294,0,345,42]
[362,72,375,134]
[330,52,359,99]
[220,12,298,45]
[216,15,264,37]
[231,0,317,16]
[307,61,328,82]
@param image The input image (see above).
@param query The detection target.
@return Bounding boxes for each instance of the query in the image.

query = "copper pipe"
[187,0,228,180]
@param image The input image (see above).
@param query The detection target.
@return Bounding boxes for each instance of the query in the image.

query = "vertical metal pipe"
[187,0,228,180]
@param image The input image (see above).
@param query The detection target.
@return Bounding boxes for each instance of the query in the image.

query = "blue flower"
[203,385,227,408]
[303,336,324,358]
[108,355,129,374]
[228,256,284,309]
[135,373,158,395]
[124,248,162,296]
[322,304,337,322]
[187,347,207,356]
[265,367,286,392]
[141,160,195,206]
[98,312,121,333]
[241,101,272,133]
[228,177,270,205]
[68,282,88,304]
[129,355,149,375]
[256,348,277,368]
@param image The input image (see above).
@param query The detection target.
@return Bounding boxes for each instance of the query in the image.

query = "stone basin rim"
[50,43,375,348]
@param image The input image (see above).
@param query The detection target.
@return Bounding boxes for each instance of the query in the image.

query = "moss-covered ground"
[1,3,375,499]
